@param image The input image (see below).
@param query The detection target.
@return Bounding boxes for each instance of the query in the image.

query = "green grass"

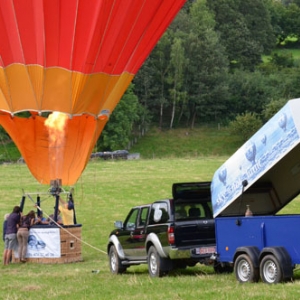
[130,126,240,159]
[262,47,300,64]
[1,158,300,300]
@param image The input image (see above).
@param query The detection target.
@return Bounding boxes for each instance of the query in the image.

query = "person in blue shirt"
[35,212,49,225]
[48,209,63,225]
[3,206,21,265]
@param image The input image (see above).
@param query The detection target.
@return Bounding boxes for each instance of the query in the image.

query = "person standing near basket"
[58,195,75,225]
[3,206,21,265]
[17,210,35,263]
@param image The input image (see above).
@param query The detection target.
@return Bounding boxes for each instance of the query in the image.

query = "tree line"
[98,0,300,150]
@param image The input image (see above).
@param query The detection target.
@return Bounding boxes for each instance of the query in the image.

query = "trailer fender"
[259,247,293,280]
[233,246,260,268]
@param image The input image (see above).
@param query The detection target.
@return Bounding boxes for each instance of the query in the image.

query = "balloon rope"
[26,194,106,255]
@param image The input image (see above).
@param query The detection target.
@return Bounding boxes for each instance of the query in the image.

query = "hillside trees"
[267,0,289,44]
[226,70,270,117]
[280,3,300,42]
[239,0,276,54]
[97,84,142,151]
[185,0,229,127]
[207,0,276,70]
[134,0,229,128]
[267,0,300,45]
[133,31,173,130]
[99,0,300,150]
[168,38,187,129]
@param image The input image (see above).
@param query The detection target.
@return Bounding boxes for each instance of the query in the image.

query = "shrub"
[229,112,263,143]
[262,98,287,122]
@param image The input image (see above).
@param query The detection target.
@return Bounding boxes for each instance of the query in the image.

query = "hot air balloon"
[0,0,186,185]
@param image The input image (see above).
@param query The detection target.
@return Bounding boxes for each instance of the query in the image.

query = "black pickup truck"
[107,182,216,277]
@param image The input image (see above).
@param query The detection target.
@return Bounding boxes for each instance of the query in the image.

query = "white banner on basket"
[20,228,61,258]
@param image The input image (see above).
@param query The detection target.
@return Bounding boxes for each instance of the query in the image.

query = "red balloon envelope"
[0,0,185,185]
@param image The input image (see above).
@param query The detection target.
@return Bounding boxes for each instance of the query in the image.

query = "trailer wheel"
[234,254,259,283]
[260,255,283,284]
[109,245,127,274]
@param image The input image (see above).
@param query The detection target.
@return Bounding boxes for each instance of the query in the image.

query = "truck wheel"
[260,255,283,284]
[234,254,259,283]
[109,245,126,274]
[147,246,166,277]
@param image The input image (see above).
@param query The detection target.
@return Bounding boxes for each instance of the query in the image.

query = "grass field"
[129,126,241,159]
[1,158,300,300]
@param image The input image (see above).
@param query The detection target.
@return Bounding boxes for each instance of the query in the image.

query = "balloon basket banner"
[12,225,82,264]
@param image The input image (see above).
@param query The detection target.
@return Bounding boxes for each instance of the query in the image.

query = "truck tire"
[147,246,167,277]
[260,255,283,284]
[109,245,127,274]
[234,254,259,283]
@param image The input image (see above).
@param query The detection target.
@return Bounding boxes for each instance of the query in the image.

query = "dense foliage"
[99,0,300,151]
[228,112,263,143]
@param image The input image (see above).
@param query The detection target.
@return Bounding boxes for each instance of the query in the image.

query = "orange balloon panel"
[0,114,106,185]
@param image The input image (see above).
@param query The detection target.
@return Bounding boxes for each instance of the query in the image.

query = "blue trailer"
[211,98,300,283]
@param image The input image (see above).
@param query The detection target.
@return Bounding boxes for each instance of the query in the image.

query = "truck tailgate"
[175,219,215,247]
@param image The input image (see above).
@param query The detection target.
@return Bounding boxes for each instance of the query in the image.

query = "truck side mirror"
[114,221,123,229]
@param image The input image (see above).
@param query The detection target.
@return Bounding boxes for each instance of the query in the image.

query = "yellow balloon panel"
[0,65,134,116]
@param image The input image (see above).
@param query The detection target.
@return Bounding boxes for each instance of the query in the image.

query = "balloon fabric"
[0,0,186,185]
